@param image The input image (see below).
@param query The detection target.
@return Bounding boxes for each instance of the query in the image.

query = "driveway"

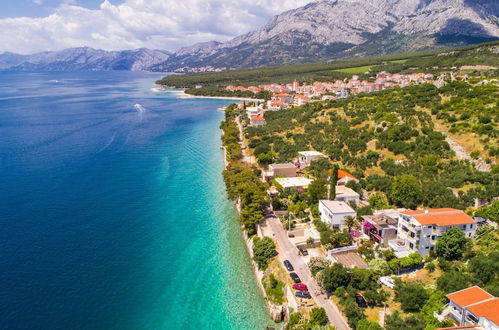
[266,213,350,330]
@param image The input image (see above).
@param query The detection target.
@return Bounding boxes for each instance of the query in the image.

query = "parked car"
[298,247,308,256]
[295,291,311,299]
[355,294,368,308]
[289,272,301,283]
[292,283,308,291]
[283,260,294,271]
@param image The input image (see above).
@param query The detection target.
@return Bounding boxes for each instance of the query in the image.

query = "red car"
[292,283,308,291]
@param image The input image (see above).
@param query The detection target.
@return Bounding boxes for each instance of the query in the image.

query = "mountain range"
[1,0,498,72]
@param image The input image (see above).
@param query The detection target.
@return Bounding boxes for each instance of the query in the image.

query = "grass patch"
[389,59,408,64]
[262,273,285,304]
[334,65,373,73]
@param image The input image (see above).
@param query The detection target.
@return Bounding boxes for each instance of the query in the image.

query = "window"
[432,235,436,240]
[468,233,472,238]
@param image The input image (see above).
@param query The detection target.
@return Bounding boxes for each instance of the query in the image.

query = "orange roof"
[273,93,290,97]
[271,101,283,106]
[467,298,499,325]
[401,208,476,226]
[251,115,265,121]
[338,170,358,180]
[447,286,493,307]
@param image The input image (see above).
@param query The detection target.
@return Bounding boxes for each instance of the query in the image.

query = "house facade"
[319,200,356,230]
[362,213,398,247]
[397,208,477,256]
[297,151,325,167]
[334,185,360,204]
[446,286,498,329]
[265,163,297,180]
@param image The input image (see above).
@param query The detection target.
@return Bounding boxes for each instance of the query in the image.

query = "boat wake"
[134,104,147,119]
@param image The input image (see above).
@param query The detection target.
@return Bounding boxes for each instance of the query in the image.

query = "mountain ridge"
[1,0,498,72]
[0,47,171,71]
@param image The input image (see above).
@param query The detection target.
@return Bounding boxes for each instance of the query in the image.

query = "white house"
[396,208,477,257]
[297,151,325,167]
[334,185,360,204]
[446,286,498,329]
[319,200,356,230]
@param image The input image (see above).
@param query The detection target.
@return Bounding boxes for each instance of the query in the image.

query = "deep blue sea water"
[0,71,271,329]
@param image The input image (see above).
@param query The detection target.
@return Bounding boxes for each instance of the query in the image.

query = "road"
[266,213,350,330]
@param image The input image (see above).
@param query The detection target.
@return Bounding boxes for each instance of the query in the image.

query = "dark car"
[355,294,368,308]
[289,272,301,283]
[298,247,308,256]
[283,260,294,271]
[295,290,311,299]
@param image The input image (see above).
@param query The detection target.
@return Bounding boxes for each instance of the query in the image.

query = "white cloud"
[0,0,313,54]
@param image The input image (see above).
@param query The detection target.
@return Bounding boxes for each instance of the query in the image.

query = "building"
[362,213,398,247]
[396,208,477,256]
[337,170,359,185]
[293,94,310,107]
[275,177,313,190]
[334,185,360,204]
[266,163,297,179]
[446,286,498,329]
[319,200,356,230]
[250,115,266,127]
[246,106,263,119]
[297,151,325,167]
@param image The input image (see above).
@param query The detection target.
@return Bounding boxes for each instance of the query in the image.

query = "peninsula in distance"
[0,1,498,330]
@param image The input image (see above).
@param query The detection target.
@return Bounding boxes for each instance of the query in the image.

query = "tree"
[385,311,426,330]
[468,251,499,285]
[344,215,357,232]
[357,319,383,330]
[390,175,422,209]
[368,193,389,210]
[306,178,327,205]
[309,307,328,326]
[329,165,339,199]
[364,288,389,307]
[318,263,350,292]
[308,257,331,276]
[394,281,429,312]
[437,271,471,293]
[368,259,390,276]
[436,227,468,260]
[252,237,277,270]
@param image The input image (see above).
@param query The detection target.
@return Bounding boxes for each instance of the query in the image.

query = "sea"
[0,71,272,329]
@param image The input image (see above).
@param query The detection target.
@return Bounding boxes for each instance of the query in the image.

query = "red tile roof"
[467,298,499,325]
[401,208,476,226]
[447,286,493,307]
[251,115,265,121]
[338,170,358,180]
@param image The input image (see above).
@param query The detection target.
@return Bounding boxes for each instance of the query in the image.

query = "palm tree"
[344,215,357,232]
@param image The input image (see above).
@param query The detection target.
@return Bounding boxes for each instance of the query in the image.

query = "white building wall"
[319,202,356,230]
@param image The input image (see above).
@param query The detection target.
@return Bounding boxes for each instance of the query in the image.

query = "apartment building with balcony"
[396,208,477,257]
[445,286,498,329]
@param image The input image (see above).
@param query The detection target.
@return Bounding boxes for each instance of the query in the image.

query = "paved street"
[265,213,350,330]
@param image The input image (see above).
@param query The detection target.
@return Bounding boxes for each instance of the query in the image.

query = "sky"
[0,0,313,54]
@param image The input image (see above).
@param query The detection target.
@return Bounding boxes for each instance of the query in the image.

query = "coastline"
[152,86,264,102]
[220,110,286,325]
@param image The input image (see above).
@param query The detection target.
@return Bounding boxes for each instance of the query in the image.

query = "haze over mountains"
[1,0,498,72]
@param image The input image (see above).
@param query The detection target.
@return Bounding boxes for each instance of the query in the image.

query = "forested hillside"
[157,41,499,88]
[246,81,498,210]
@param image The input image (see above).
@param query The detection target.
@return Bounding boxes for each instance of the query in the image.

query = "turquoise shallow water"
[0,71,271,329]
